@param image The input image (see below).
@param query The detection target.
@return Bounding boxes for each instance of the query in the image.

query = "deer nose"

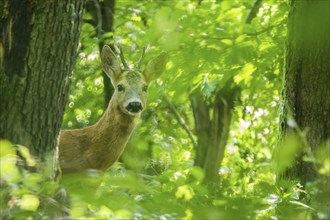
[126,102,143,113]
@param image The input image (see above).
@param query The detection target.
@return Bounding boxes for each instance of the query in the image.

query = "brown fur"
[58,46,167,174]
[58,95,138,173]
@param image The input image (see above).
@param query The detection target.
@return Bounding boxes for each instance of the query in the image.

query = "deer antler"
[114,45,130,70]
[136,43,151,69]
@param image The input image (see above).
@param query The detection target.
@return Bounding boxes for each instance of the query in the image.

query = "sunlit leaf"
[0,140,15,157]
[19,194,40,211]
[0,156,21,183]
[175,185,194,201]
[16,145,36,167]
[189,166,204,182]
[234,63,256,85]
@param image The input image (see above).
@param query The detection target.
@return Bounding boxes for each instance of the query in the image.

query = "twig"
[245,0,263,24]
[196,21,285,41]
[163,93,198,148]
[246,21,286,36]
[85,0,103,39]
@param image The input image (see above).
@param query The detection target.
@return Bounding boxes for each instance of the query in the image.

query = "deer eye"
[142,85,148,93]
[117,84,125,92]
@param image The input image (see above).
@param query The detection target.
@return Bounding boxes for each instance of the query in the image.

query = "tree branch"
[245,0,263,24]
[196,21,285,42]
[163,93,198,148]
[85,0,103,39]
[246,21,286,36]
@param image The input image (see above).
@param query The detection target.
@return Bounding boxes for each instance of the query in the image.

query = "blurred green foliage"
[1,0,329,219]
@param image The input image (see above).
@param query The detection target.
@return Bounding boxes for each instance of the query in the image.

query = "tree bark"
[0,0,84,174]
[85,0,116,108]
[190,79,240,183]
[203,80,240,183]
[278,0,330,184]
[99,0,116,106]
[190,89,210,168]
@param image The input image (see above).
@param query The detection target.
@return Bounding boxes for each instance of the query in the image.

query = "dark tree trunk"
[85,0,116,108]
[190,79,240,183]
[0,0,84,174]
[203,81,240,183]
[277,0,330,184]
[190,89,210,168]
[99,0,116,106]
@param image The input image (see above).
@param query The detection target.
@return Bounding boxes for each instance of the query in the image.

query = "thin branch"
[163,93,198,148]
[92,0,103,39]
[195,20,285,41]
[245,0,263,24]
[245,21,286,36]
[82,19,96,26]
[199,35,235,41]
[85,0,103,39]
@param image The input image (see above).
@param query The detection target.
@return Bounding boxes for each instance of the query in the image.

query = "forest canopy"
[0,0,329,219]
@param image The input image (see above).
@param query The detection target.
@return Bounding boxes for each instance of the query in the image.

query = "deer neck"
[86,97,139,170]
[94,97,140,141]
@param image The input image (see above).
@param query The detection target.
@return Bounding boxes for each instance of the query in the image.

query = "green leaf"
[19,194,40,211]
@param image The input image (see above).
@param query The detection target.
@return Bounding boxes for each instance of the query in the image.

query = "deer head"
[101,45,167,116]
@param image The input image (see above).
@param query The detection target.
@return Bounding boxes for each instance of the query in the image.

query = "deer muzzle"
[126,101,143,113]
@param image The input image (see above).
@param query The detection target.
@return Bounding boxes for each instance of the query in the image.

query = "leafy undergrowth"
[1,140,329,219]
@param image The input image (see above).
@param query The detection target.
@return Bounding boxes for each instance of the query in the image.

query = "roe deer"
[58,45,167,174]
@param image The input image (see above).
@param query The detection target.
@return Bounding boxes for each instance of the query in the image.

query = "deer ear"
[143,52,167,83]
[101,45,121,80]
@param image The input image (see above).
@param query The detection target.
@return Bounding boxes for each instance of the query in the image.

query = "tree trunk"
[99,0,116,106]
[277,0,330,184]
[85,0,116,108]
[0,0,84,175]
[190,79,240,184]
[203,81,240,183]
[190,89,210,168]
